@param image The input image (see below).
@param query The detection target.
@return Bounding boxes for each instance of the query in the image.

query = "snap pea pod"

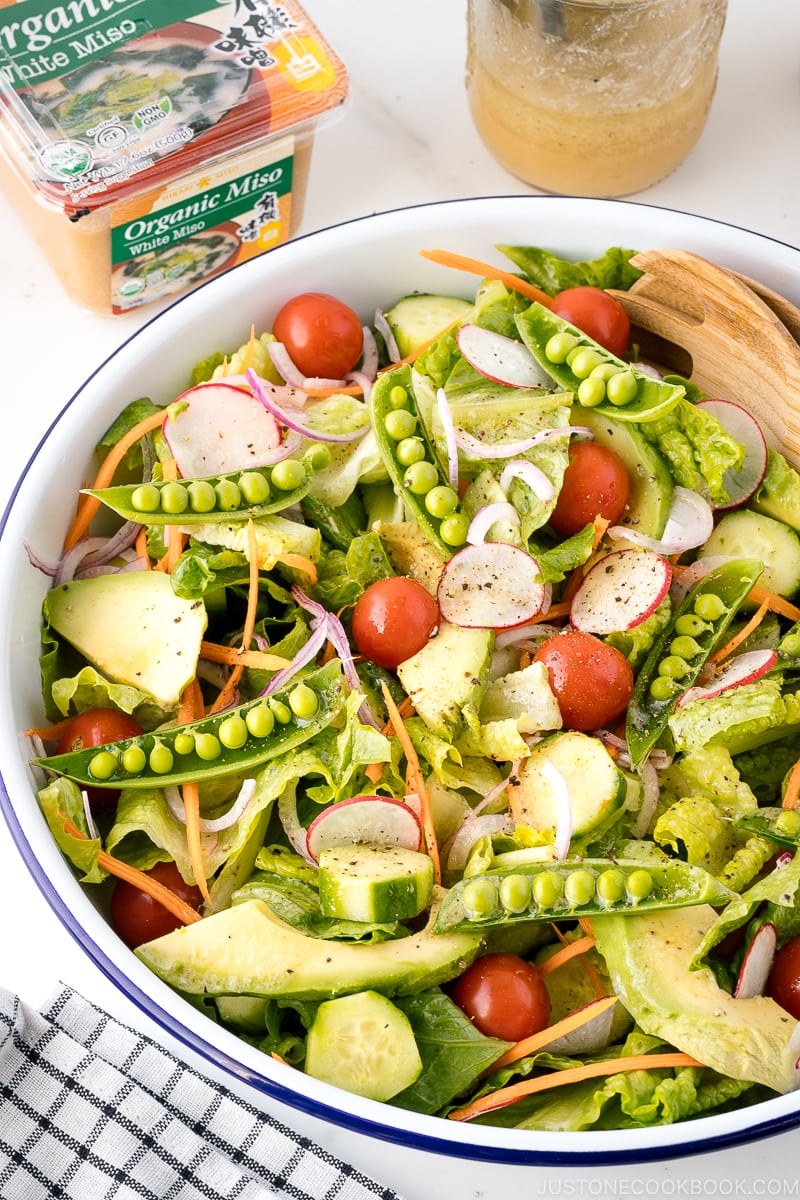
[84,450,327,526]
[370,364,470,556]
[625,558,764,767]
[433,857,734,933]
[515,303,685,423]
[35,660,345,789]
[737,807,800,849]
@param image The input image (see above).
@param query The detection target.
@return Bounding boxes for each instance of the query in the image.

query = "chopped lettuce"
[668,677,800,756]
[653,795,742,876]
[187,513,320,567]
[639,398,745,506]
[38,778,107,884]
[497,245,643,295]
[606,597,672,670]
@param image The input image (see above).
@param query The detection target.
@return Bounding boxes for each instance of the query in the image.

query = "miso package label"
[109,134,294,312]
[0,0,347,213]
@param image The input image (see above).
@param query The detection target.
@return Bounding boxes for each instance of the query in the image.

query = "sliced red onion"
[261,619,329,696]
[494,621,563,650]
[374,309,402,363]
[345,370,374,402]
[292,585,382,729]
[81,789,98,841]
[77,520,142,571]
[541,759,573,859]
[466,502,520,546]
[631,759,660,838]
[247,369,369,444]
[469,774,513,820]
[359,326,379,380]
[277,786,318,866]
[455,425,592,461]
[166,779,257,833]
[499,458,555,503]
[54,537,111,586]
[268,342,320,388]
[446,813,514,873]
[437,388,459,488]
[608,487,714,556]
[25,543,57,577]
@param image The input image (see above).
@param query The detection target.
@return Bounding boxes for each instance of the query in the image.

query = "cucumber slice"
[305,989,422,1101]
[384,293,472,357]
[700,509,800,600]
[318,844,434,923]
[509,731,626,841]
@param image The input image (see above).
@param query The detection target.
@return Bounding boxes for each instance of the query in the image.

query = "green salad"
[32,241,800,1131]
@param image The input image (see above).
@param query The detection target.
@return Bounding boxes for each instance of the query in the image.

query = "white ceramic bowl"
[3,195,800,1166]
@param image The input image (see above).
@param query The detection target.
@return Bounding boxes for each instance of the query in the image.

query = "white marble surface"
[2,2,800,1196]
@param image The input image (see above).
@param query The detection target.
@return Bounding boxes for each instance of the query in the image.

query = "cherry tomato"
[767,936,800,1017]
[450,953,551,1041]
[56,708,144,810]
[549,441,631,537]
[533,629,634,731]
[110,861,203,950]
[272,292,363,379]
[550,286,631,357]
[351,577,440,670]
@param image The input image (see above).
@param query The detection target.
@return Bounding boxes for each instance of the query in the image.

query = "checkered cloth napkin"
[0,984,406,1200]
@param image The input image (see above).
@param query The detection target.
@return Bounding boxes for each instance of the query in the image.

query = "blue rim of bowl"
[3,194,800,1166]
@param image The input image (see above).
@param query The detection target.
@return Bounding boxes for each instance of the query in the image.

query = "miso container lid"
[0,0,348,217]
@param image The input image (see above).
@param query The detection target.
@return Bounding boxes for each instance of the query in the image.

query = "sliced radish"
[437,542,547,629]
[163,382,282,477]
[696,399,768,511]
[570,549,672,635]
[306,795,422,863]
[734,922,777,999]
[456,324,552,389]
[541,997,618,1056]
[608,487,714,556]
[676,647,779,708]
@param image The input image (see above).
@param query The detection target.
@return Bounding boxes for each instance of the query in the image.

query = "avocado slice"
[396,620,494,741]
[575,407,674,538]
[136,896,482,1001]
[374,519,446,594]
[45,571,207,709]
[750,448,800,534]
[593,905,800,1093]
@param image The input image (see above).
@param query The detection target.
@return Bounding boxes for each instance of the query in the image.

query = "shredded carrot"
[488,995,617,1074]
[380,680,441,884]
[449,1052,703,1122]
[748,585,800,622]
[209,520,260,714]
[530,600,572,624]
[181,780,211,905]
[301,382,365,398]
[419,249,553,307]
[177,677,205,725]
[592,515,610,551]
[242,324,258,372]
[380,694,415,736]
[782,756,800,810]
[538,934,597,977]
[200,641,291,670]
[364,762,385,785]
[135,526,151,568]
[578,916,594,936]
[271,552,318,584]
[709,595,770,664]
[63,408,167,551]
[59,813,202,925]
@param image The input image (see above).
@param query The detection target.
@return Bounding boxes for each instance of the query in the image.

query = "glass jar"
[466,0,728,197]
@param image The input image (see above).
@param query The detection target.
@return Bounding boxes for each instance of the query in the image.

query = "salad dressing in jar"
[466,0,727,197]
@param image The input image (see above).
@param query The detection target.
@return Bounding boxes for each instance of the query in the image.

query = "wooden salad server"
[607,248,800,469]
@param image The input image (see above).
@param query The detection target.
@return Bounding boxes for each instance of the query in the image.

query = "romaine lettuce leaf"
[497,245,643,295]
[639,398,745,505]
[38,778,106,884]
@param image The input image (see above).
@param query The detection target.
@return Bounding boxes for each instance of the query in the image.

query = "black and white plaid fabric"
[0,985,405,1200]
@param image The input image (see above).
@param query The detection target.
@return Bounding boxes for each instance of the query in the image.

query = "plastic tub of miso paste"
[0,1,348,314]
